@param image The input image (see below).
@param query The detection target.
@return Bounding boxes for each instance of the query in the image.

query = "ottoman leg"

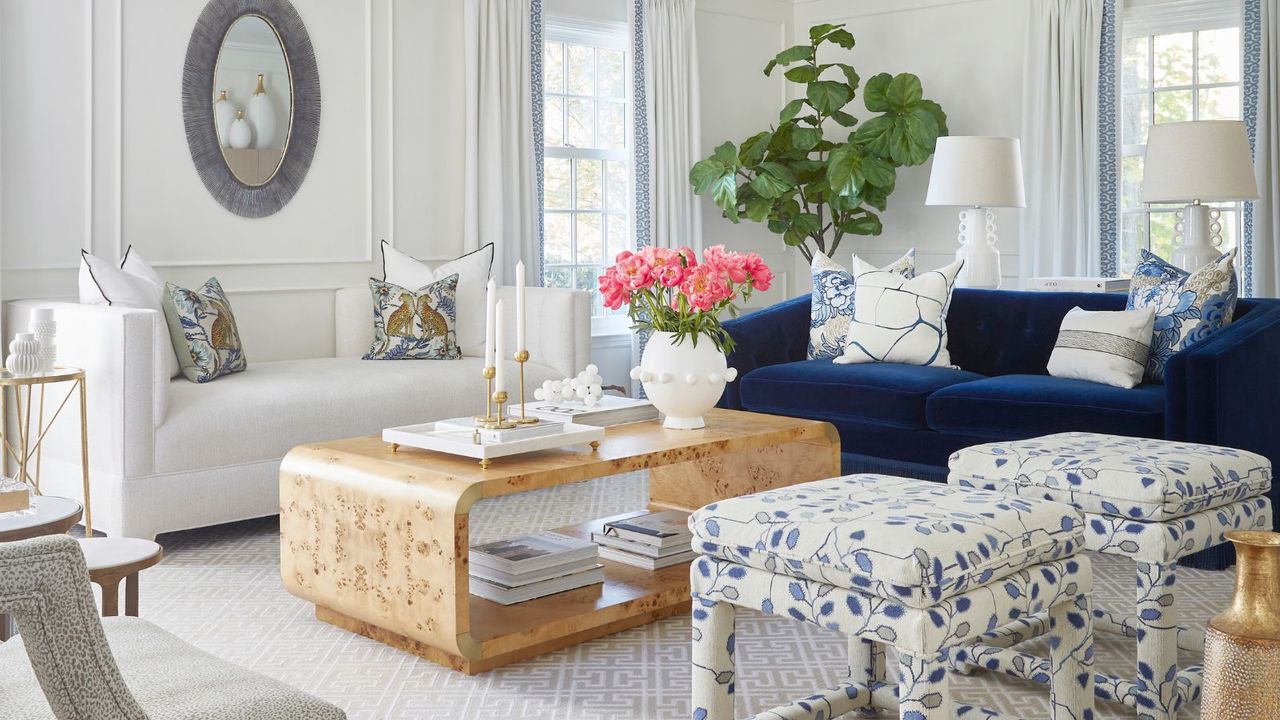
[1048,593,1095,720]
[849,637,886,686]
[692,594,736,720]
[1135,561,1179,720]
[897,652,951,720]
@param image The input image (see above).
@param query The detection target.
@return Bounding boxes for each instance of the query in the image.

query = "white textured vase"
[213,90,236,148]
[228,112,252,150]
[30,311,56,373]
[7,333,41,377]
[631,331,737,430]
[247,74,277,149]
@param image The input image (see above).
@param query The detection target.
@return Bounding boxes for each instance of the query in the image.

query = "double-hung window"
[542,21,631,328]
[1119,4,1242,274]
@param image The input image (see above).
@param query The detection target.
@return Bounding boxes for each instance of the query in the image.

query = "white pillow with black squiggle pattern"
[835,259,963,367]
[808,249,915,359]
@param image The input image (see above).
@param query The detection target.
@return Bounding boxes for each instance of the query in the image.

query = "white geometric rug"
[125,472,1228,719]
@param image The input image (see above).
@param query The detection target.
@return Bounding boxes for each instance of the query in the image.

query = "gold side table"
[0,367,92,536]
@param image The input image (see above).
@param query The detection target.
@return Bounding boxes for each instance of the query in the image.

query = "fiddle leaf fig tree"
[689,23,948,262]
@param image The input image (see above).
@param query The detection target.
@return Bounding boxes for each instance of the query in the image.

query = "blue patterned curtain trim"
[632,0,651,396]
[1243,0,1261,296]
[1098,0,1120,277]
[531,0,547,286]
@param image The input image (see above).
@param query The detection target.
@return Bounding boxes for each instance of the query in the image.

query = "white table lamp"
[1142,120,1259,271]
[925,136,1026,289]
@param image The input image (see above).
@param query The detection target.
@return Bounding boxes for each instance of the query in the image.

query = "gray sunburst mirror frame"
[182,0,320,218]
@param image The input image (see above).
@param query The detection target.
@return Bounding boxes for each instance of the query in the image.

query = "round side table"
[77,537,163,617]
[0,495,82,542]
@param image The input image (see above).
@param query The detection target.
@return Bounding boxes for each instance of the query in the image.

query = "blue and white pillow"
[364,275,462,360]
[809,249,915,359]
[835,259,963,368]
[1126,249,1238,383]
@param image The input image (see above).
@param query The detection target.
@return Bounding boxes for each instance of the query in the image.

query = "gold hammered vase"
[1201,531,1280,719]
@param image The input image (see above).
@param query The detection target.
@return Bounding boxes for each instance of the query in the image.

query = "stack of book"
[592,510,696,570]
[469,532,603,605]
[528,395,658,427]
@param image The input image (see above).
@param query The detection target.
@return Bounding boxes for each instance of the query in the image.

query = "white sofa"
[6,286,590,540]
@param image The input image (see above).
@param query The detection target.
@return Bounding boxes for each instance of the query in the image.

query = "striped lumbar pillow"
[1047,306,1155,388]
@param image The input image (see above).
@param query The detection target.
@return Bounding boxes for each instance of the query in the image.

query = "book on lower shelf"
[597,546,697,570]
[527,395,658,427]
[592,510,694,570]
[469,531,603,605]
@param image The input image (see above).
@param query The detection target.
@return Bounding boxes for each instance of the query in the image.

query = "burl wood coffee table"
[279,409,839,674]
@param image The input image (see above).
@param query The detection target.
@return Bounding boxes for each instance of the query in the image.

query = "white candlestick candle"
[484,278,497,368]
[516,260,526,351]
[494,299,506,395]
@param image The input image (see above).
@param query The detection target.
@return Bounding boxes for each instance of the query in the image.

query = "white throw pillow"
[79,248,181,379]
[835,259,963,367]
[808,249,915,359]
[381,241,493,357]
[1047,306,1155,388]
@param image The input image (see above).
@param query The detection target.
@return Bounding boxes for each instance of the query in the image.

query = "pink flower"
[654,263,685,288]
[598,267,628,310]
[680,264,732,312]
[615,253,654,291]
[743,253,774,292]
[704,244,749,284]
[676,246,698,268]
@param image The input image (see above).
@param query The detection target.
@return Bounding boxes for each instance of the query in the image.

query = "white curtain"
[1019,0,1104,281]
[1250,0,1280,296]
[463,0,538,284]
[640,0,702,251]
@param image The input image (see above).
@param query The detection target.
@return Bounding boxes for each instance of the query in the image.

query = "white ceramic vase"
[30,308,56,373]
[213,90,236,148]
[7,333,41,377]
[228,112,252,150]
[631,331,737,430]
[247,74,276,149]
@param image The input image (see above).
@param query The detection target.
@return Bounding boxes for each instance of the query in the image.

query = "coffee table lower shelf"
[315,511,693,675]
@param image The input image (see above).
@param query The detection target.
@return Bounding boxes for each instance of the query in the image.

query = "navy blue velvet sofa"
[720,288,1280,568]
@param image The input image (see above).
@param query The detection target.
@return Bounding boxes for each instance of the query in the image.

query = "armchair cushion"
[740,359,983,430]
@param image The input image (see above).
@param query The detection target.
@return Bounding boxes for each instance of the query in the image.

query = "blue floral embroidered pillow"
[364,275,461,360]
[1126,248,1238,382]
[809,249,915,359]
[162,278,247,383]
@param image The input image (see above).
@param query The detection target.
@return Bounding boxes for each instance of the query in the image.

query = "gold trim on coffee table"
[279,409,839,675]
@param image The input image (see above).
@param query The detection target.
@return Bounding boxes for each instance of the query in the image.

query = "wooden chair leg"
[125,573,139,617]
[99,578,121,617]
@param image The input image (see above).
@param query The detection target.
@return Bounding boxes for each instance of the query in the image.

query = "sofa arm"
[5,301,161,482]
[718,294,811,409]
[498,286,590,379]
[1164,302,1280,529]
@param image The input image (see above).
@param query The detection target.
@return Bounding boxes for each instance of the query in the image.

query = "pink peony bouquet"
[598,245,773,353]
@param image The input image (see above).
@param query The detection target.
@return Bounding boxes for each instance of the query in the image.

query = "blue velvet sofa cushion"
[740,359,984,430]
[926,374,1167,440]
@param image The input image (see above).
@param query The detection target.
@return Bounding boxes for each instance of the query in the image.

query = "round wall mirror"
[182,0,320,218]
[213,15,293,186]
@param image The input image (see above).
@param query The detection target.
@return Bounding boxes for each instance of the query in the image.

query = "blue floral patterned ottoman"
[687,474,1096,720]
[948,432,1274,719]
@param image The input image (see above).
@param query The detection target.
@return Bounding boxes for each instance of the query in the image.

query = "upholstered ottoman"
[948,432,1273,720]
[688,474,1095,720]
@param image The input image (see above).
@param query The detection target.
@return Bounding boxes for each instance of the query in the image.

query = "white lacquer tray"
[382,420,606,465]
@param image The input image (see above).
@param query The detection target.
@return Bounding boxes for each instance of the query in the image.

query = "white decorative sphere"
[630,366,642,380]
[709,372,723,384]
[658,372,672,384]
[534,388,547,400]
[583,394,598,407]
[724,368,739,382]
[585,364,598,375]
[685,374,698,385]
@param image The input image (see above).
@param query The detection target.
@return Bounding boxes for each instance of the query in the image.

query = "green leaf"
[709,174,738,215]
[831,110,859,127]
[862,156,896,187]
[840,213,883,236]
[862,73,893,112]
[764,59,778,77]
[739,131,773,166]
[779,99,806,124]
[825,28,855,49]
[784,65,818,83]
[792,212,821,235]
[920,99,949,136]
[826,143,867,197]
[744,197,773,222]
[689,159,726,195]
[806,80,851,113]
[712,141,739,167]
[886,73,923,108]
[783,226,809,246]
[768,45,814,74]
[828,189,861,214]
[792,126,822,151]
[767,217,790,234]
[808,23,839,42]
[833,63,860,90]
[852,114,895,157]
[750,166,792,199]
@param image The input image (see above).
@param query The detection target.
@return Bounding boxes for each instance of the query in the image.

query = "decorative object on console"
[78,247,182,380]
[29,307,56,373]
[1202,530,1280,720]
[1142,120,1260,272]
[1046,306,1154,389]
[5,334,41,378]
[611,246,771,430]
[247,73,277,149]
[228,111,251,150]
[213,89,235,147]
[0,477,30,515]
[1127,248,1238,383]
[925,136,1026,289]
[527,395,657,427]
[808,249,915,359]
[162,278,247,383]
[834,258,963,367]
[534,364,604,406]
[382,241,494,357]
[1026,276,1131,293]
[363,276,461,361]
[382,419,604,470]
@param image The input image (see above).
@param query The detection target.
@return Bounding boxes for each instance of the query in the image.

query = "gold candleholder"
[483,390,516,429]
[474,366,499,424]
[513,349,539,425]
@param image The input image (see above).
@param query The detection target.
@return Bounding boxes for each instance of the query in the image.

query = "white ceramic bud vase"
[631,331,737,430]
[29,307,56,372]
[247,74,277,149]
[213,89,236,148]
[7,333,41,377]
[228,110,252,150]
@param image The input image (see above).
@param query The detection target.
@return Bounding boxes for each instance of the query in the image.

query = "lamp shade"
[1142,120,1259,203]
[925,136,1026,208]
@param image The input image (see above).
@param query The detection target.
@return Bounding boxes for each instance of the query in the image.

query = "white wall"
[792,0,1028,288]
[0,0,467,362]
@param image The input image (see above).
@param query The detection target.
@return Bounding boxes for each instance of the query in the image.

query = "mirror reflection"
[213,15,292,186]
